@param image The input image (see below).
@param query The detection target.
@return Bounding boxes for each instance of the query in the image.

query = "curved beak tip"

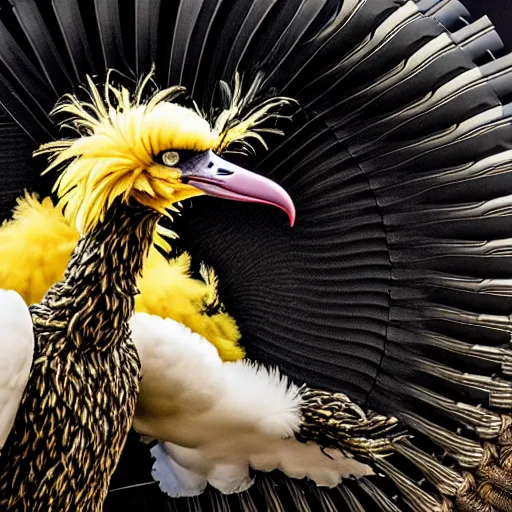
[284,203,296,227]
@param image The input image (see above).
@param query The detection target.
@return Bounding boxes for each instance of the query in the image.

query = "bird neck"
[33,200,159,352]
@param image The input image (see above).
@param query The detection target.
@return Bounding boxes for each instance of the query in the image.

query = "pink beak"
[180,150,296,226]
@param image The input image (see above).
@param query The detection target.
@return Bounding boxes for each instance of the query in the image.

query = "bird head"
[36,73,295,240]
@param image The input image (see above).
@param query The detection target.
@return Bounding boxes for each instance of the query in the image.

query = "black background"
[465,0,512,49]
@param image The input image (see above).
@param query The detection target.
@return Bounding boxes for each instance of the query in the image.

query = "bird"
[1,0,512,511]
[0,192,381,497]
[0,74,295,511]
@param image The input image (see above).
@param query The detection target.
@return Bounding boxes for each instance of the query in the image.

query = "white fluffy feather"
[131,313,373,497]
[0,290,34,452]
[150,443,208,497]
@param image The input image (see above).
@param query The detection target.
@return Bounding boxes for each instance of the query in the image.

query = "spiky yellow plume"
[136,250,243,361]
[35,74,219,235]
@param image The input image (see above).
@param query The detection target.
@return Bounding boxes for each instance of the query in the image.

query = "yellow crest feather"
[35,73,219,236]
[136,251,244,361]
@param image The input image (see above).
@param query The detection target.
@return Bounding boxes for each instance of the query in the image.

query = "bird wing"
[130,312,372,497]
[0,194,243,361]
[0,289,34,451]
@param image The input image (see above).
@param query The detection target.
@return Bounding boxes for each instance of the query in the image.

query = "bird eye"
[161,151,180,167]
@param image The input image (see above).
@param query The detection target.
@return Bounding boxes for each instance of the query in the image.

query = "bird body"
[0,202,155,510]
[0,196,380,500]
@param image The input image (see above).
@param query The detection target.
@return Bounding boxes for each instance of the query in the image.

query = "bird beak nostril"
[216,169,234,176]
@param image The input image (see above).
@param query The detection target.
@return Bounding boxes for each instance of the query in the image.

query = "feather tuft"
[223,361,302,438]
[212,73,297,154]
[130,316,371,497]
[136,251,244,362]
[0,193,79,305]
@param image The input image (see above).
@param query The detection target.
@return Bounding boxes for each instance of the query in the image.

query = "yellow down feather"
[0,193,244,362]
